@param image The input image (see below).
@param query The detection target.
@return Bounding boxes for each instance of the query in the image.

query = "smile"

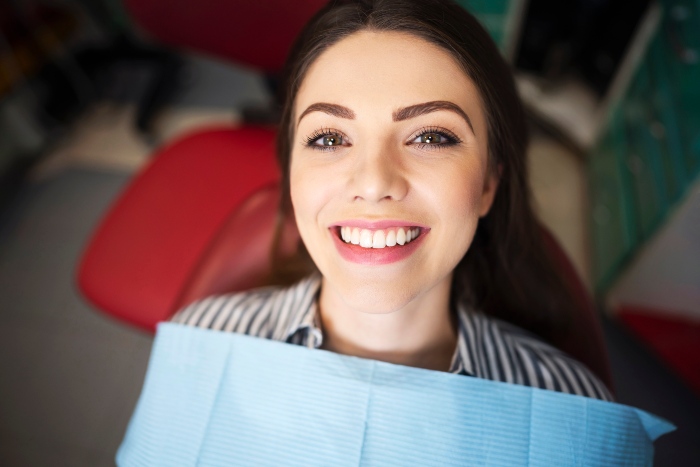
[338,226,422,248]
[330,222,429,265]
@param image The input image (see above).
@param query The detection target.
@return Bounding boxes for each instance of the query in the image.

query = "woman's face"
[290,31,498,313]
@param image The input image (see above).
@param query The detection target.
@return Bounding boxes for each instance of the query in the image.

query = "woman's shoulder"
[457,306,614,401]
[169,275,321,341]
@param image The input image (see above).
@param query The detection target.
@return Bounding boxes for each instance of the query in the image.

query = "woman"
[172,0,612,401]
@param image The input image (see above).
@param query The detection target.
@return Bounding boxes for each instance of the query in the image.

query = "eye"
[408,127,461,150]
[317,135,343,147]
[304,128,349,152]
[416,132,446,144]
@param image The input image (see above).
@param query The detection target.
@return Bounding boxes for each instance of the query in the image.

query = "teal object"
[589,2,700,293]
[118,323,675,466]
[589,105,637,293]
[454,0,518,52]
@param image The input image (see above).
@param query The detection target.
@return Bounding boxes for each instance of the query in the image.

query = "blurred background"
[0,0,698,465]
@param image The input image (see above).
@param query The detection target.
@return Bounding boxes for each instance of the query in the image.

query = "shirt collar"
[282,275,476,376]
[451,302,477,376]
[283,275,323,347]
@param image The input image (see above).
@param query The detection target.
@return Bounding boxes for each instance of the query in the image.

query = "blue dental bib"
[118,323,674,466]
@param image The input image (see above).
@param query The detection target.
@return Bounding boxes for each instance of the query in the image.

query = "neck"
[317,276,458,372]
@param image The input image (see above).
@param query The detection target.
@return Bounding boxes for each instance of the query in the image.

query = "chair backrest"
[122,0,327,72]
[78,126,283,330]
[172,183,299,311]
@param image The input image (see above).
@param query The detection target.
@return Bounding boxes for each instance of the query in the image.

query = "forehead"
[295,30,486,131]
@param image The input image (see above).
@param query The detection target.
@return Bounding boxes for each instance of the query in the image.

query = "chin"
[332,273,423,314]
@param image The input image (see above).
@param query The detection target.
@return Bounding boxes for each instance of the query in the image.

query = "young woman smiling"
[172,0,613,401]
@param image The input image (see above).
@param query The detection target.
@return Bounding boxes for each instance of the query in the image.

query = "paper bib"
[118,323,674,466]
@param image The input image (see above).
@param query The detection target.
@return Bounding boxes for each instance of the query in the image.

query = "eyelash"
[303,126,462,152]
[303,127,348,152]
[409,126,462,151]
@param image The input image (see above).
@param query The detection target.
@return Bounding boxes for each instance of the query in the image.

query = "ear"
[478,163,502,217]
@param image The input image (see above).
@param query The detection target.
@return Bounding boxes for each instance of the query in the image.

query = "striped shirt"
[171,275,613,401]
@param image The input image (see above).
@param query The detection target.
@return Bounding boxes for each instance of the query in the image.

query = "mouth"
[335,226,423,248]
[329,222,429,265]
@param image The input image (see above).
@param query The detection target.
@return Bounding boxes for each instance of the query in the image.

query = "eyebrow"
[393,101,474,135]
[297,100,474,135]
[297,103,356,125]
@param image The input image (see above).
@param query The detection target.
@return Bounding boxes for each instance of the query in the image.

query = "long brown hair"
[273,0,576,344]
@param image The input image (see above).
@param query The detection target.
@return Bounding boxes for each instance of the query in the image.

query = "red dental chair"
[77,126,291,330]
[122,0,327,73]
[76,0,613,392]
[76,0,325,328]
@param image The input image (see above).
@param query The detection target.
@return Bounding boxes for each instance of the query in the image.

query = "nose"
[349,143,408,203]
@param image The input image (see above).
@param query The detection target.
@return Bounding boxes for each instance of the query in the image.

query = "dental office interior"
[0,0,698,465]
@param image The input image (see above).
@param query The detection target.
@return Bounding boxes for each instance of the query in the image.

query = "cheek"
[428,162,486,253]
[452,176,484,217]
[289,156,334,235]
[426,160,486,219]
[289,161,312,226]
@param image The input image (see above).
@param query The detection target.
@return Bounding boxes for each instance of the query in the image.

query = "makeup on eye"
[303,127,350,151]
[303,126,462,151]
[407,126,461,150]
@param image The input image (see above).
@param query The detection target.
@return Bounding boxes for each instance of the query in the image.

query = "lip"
[331,219,429,229]
[330,225,429,265]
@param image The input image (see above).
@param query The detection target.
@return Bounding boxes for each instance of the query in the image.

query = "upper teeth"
[339,227,421,248]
